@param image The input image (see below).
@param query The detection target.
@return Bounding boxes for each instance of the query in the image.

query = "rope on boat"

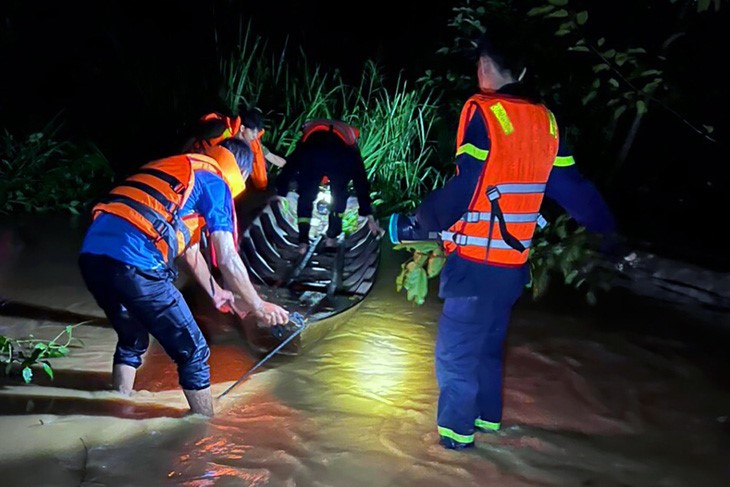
[216,292,328,399]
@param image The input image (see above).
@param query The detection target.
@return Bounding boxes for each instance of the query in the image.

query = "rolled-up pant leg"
[79,254,211,390]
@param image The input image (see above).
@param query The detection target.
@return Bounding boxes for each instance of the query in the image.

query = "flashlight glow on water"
[292,308,438,419]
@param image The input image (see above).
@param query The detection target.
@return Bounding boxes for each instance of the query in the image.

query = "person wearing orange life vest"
[78,138,289,417]
[181,108,286,190]
[180,112,243,153]
[398,29,616,449]
[274,119,383,254]
[239,107,286,191]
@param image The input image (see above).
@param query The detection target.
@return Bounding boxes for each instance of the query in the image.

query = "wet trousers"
[435,289,522,443]
[78,253,211,390]
[296,176,349,244]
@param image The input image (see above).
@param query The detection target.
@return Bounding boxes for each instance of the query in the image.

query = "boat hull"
[193,189,381,356]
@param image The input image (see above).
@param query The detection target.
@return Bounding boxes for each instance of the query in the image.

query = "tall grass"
[219,27,446,215]
[0,120,113,215]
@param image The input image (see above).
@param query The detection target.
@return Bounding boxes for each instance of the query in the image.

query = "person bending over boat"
[182,107,286,191]
[274,119,383,254]
[78,138,289,417]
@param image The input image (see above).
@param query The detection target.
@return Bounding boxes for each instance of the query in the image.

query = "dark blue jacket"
[275,131,373,216]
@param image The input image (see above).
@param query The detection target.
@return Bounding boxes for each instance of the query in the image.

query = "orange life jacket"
[302,119,359,147]
[249,130,268,190]
[92,153,239,266]
[442,93,559,266]
[191,113,242,152]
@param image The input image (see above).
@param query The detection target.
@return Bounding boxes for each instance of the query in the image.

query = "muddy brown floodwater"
[1,215,728,486]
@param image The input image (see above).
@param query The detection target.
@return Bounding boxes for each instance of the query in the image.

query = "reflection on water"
[1,216,729,486]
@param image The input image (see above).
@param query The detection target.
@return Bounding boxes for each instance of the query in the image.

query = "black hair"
[180,115,229,152]
[240,106,264,131]
[219,137,253,176]
[474,26,527,78]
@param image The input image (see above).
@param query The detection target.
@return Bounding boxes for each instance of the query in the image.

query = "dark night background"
[1,0,728,270]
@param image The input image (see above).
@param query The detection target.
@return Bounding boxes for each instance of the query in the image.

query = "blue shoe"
[439,436,475,450]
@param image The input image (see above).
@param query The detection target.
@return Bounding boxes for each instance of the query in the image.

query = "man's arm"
[210,230,289,325]
[193,172,289,325]
[415,110,488,232]
[262,144,287,168]
[543,122,616,235]
[179,243,235,313]
[544,165,616,235]
[275,144,302,196]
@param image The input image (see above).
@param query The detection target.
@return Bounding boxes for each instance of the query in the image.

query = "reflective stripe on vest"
[441,231,532,250]
[444,94,559,266]
[554,155,575,167]
[456,143,489,160]
[461,211,540,224]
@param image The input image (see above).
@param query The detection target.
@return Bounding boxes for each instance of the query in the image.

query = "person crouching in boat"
[78,138,289,417]
[273,119,384,254]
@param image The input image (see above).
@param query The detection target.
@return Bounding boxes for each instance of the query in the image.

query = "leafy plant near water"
[219,24,445,215]
[394,242,445,305]
[527,214,614,304]
[0,120,113,215]
[1,324,84,384]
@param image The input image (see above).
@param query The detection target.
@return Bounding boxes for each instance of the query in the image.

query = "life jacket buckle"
[486,186,501,202]
[153,220,169,237]
[452,232,468,246]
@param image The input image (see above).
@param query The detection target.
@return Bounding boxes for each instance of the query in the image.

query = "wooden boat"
[226,189,381,355]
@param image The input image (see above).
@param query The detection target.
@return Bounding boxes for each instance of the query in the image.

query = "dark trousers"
[296,176,349,243]
[435,289,522,442]
[79,253,211,390]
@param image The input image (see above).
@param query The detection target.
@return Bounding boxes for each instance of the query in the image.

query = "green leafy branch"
[528,0,716,146]
[0,120,113,215]
[1,323,86,383]
[528,214,614,304]
[394,241,445,305]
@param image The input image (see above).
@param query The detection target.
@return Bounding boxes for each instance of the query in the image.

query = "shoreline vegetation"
[2,1,726,378]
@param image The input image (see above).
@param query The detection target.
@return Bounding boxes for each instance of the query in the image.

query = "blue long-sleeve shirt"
[417,87,616,298]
